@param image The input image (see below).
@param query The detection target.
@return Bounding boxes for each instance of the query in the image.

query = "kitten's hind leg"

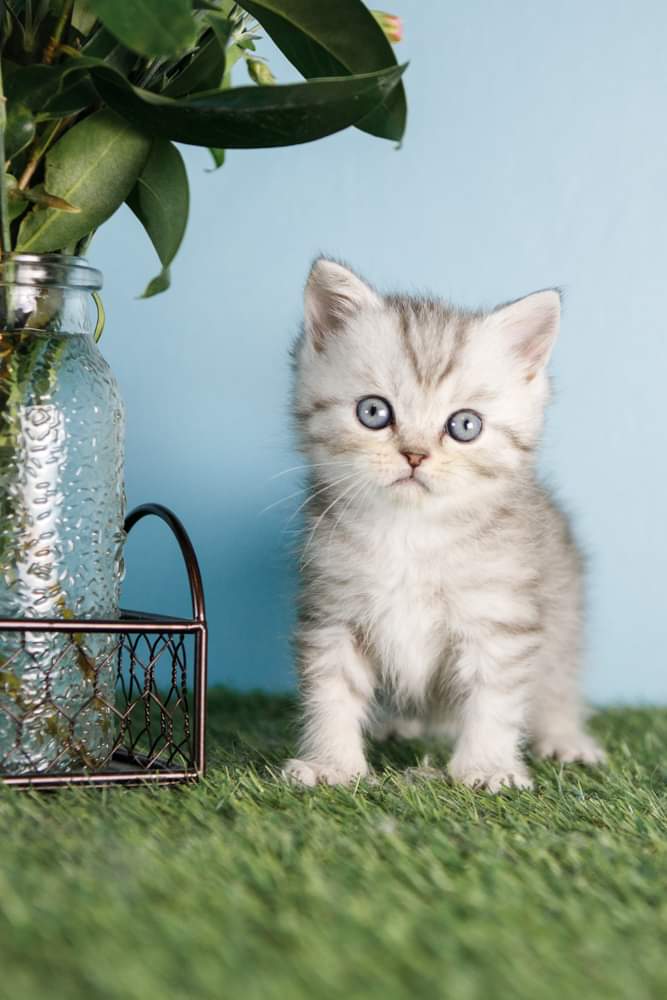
[529,619,605,766]
[530,689,606,764]
[283,625,374,787]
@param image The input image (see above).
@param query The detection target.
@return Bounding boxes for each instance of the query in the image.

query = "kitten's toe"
[484,768,534,793]
[449,757,534,793]
[535,733,606,766]
[282,758,367,787]
[282,759,319,787]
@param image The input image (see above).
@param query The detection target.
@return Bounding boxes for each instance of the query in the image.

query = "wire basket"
[0,504,208,789]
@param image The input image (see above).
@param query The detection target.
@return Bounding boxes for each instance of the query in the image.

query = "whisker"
[299,477,373,571]
[261,470,358,519]
[269,460,355,481]
[258,487,307,516]
[324,477,370,558]
[300,475,365,568]
[282,470,360,531]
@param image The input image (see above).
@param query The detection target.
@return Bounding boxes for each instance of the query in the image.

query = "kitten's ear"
[304,258,380,350]
[493,289,561,379]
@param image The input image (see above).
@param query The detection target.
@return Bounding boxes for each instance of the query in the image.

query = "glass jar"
[0,254,125,774]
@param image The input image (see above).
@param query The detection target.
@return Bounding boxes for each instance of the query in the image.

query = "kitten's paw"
[535,733,606,766]
[282,758,367,787]
[448,756,534,793]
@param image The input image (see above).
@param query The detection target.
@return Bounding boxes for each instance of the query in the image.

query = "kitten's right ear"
[304,258,380,351]
[492,289,561,381]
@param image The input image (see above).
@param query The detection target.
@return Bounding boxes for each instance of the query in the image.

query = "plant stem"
[0,60,11,253]
[75,229,96,257]
[23,0,34,52]
[18,117,67,190]
[43,0,74,64]
[58,43,82,59]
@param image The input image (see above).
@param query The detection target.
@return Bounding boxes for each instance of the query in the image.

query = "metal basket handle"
[124,504,206,624]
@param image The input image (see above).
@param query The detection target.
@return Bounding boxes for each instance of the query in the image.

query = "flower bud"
[371,10,403,44]
[246,58,276,86]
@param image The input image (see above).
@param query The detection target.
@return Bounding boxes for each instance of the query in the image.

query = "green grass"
[1,690,666,1000]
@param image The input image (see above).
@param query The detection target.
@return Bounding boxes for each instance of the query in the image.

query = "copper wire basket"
[0,503,208,789]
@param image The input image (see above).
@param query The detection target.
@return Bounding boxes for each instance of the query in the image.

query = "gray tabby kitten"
[284,259,605,792]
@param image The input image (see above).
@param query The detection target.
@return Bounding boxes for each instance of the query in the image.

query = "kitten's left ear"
[304,258,381,351]
[492,289,561,380]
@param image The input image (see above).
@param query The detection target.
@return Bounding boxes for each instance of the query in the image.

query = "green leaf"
[126,139,189,297]
[163,32,226,98]
[87,0,198,57]
[42,77,97,120]
[5,104,35,159]
[71,0,98,35]
[12,185,81,213]
[4,176,26,223]
[6,65,96,120]
[81,25,135,69]
[208,147,225,169]
[141,268,172,297]
[90,62,407,148]
[235,0,407,142]
[1,60,20,83]
[205,10,234,50]
[6,66,60,108]
[16,109,150,253]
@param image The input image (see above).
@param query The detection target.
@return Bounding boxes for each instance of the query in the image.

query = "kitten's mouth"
[392,474,428,491]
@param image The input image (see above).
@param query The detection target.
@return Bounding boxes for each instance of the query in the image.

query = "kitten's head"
[293,259,560,513]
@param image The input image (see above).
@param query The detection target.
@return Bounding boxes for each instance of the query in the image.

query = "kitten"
[284,259,605,792]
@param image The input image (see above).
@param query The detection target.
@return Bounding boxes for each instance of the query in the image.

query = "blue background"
[92,0,666,703]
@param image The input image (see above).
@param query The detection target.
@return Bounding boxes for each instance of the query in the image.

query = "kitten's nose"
[401,450,429,469]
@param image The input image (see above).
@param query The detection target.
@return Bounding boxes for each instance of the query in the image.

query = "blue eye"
[447,409,483,442]
[356,396,393,429]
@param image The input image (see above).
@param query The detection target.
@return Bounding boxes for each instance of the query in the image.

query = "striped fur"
[284,259,604,792]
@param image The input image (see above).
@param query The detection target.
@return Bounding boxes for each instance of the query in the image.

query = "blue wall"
[93,0,667,703]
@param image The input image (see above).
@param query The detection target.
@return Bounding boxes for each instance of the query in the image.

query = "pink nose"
[402,451,429,469]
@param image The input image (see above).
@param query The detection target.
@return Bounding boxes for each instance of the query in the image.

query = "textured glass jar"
[0,255,125,773]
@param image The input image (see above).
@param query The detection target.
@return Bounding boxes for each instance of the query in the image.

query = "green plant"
[0,0,407,295]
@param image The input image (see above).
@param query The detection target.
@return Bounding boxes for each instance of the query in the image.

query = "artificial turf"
[0,688,666,1000]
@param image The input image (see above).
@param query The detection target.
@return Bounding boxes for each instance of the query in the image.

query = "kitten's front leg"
[449,640,534,792]
[284,625,373,787]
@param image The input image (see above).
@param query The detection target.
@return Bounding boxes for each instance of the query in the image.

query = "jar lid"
[0,254,103,291]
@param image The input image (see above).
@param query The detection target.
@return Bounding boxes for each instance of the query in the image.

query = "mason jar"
[0,254,125,774]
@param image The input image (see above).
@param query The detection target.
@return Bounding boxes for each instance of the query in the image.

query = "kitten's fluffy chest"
[350,514,463,701]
